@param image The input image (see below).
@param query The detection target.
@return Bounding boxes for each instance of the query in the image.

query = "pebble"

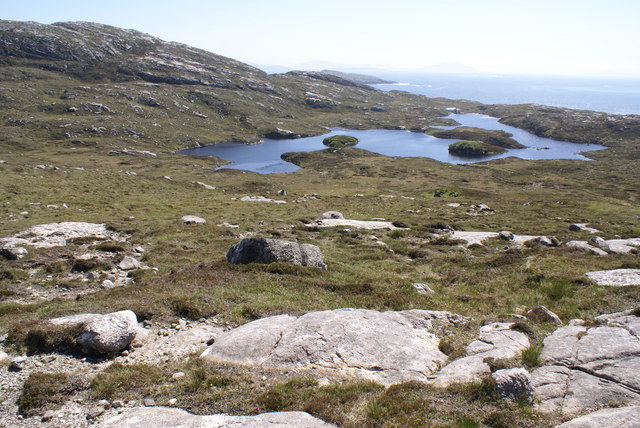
[86,406,105,419]
[143,398,155,407]
[168,398,177,406]
[172,372,186,381]
[10,356,28,371]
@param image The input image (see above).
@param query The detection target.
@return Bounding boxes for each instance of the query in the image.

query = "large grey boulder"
[556,406,640,428]
[98,407,336,427]
[50,310,139,354]
[430,322,530,387]
[585,269,640,286]
[201,308,469,386]
[492,368,534,403]
[226,238,327,270]
[532,310,640,415]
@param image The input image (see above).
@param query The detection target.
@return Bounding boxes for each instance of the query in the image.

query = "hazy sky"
[3,0,640,76]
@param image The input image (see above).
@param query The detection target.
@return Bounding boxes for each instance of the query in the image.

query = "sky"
[3,0,640,77]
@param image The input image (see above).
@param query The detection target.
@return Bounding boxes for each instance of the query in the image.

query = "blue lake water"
[179,113,606,174]
[373,73,640,115]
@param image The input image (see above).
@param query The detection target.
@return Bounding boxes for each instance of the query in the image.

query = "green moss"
[449,140,507,157]
[322,135,359,148]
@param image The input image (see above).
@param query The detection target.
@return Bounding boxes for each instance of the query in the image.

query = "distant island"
[321,69,395,85]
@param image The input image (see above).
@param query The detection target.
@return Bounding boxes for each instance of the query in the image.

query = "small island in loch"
[448,140,507,157]
[322,135,360,148]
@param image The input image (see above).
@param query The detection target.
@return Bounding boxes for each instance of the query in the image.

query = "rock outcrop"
[98,407,336,428]
[585,269,640,286]
[226,238,327,269]
[492,368,535,403]
[50,310,139,354]
[201,308,469,386]
[556,406,640,428]
[313,219,403,230]
[430,322,530,387]
[532,310,640,415]
[0,222,121,248]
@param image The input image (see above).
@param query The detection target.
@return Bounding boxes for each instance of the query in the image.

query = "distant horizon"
[3,1,640,78]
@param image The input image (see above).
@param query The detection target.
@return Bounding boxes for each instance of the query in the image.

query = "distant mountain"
[0,19,464,151]
[320,70,395,85]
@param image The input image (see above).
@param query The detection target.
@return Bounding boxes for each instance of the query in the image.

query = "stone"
[0,222,119,249]
[0,247,28,260]
[172,372,186,380]
[119,256,141,271]
[87,406,105,420]
[181,215,206,224]
[492,368,534,402]
[431,322,530,387]
[201,308,468,386]
[41,410,56,421]
[498,231,514,241]
[564,240,608,256]
[143,398,155,406]
[586,269,640,286]
[98,408,336,428]
[526,305,562,325]
[240,196,286,204]
[193,181,218,190]
[0,351,9,364]
[314,218,402,230]
[227,238,327,270]
[412,283,434,294]
[50,310,138,354]
[321,211,344,220]
[537,236,560,247]
[568,223,601,234]
[532,311,640,415]
[556,406,640,428]
[277,189,286,196]
[10,355,28,371]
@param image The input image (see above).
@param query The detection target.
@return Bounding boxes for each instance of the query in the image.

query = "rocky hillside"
[1,20,640,428]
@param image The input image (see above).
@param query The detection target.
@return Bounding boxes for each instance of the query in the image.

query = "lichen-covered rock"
[0,222,120,248]
[119,256,141,271]
[526,305,562,325]
[0,247,28,260]
[201,308,469,386]
[321,211,344,220]
[181,215,206,224]
[585,269,640,286]
[430,322,530,387]
[556,406,640,428]
[492,368,534,402]
[98,407,336,427]
[564,240,608,256]
[50,310,138,354]
[226,238,327,269]
[532,310,640,415]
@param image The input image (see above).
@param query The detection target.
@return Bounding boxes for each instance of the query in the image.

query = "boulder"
[50,310,138,354]
[0,247,28,260]
[585,269,640,286]
[321,211,344,220]
[492,368,534,403]
[537,236,560,247]
[526,305,562,325]
[568,223,600,234]
[532,311,640,415]
[556,406,640,428]
[412,282,434,295]
[98,408,336,427]
[181,215,206,224]
[119,256,141,271]
[498,231,514,241]
[201,308,469,386]
[226,238,327,270]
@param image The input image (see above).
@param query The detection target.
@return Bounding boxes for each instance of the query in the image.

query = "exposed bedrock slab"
[450,231,545,247]
[98,407,336,427]
[0,222,121,248]
[556,406,640,428]
[430,322,530,387]
[532,311,640,416]
[585,269,640,287]
[313,218,401,230]
[201,308,469,386]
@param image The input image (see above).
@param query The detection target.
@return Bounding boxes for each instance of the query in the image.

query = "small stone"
[412,283,434,295]
[10,356,28,371]
[121,350,129,356]
[0,351,9,364]
[112,400,124,408]
[86,406,105,419]
[143,320,152,327]
[41,354,56,363]
[181,215,206,225]
[119,256,141,270]
[98,399,111,409]
[277,189,286,196]
[498,231,514,241]
[537,236,560,247]
[101,279,115,288]
[168,398,177,406]
[172,372,186,380]
[526,305,562,325]
[42,410,56,422]
[143,398,155,407]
